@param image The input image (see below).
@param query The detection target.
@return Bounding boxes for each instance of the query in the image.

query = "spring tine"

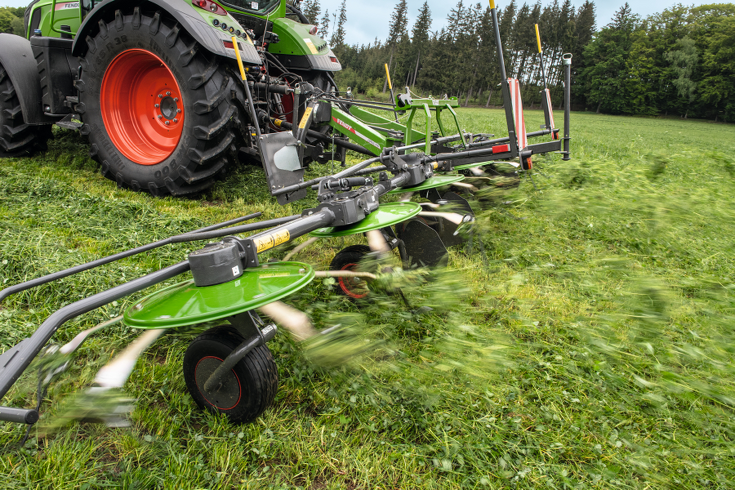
[93,329,165,389]
[258,302,315,342]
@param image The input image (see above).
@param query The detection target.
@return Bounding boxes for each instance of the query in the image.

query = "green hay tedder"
[0,0,572,430]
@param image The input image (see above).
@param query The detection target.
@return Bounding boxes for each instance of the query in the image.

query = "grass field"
[1,109,734,489]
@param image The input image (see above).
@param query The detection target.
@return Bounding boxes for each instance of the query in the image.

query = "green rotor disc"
[310,202,422,238]
[124,262,315,329]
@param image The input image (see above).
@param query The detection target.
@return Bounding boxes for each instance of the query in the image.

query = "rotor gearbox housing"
[189,240,244,287]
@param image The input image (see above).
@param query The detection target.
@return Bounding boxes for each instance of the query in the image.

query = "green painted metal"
[387,175,465,195]
[32,0,250,42]
[348,106,424,145]
[310,203,422,238]
[446,105,468,148]
[401,97,467,153]
[404,103,433,154]
[32,0,83,38]
[224,0,287,21]
[48,0,83,36]
[268,18,326,57]
[124,262,314,329]
[329,107,389,156]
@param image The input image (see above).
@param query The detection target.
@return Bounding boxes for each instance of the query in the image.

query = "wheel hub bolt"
[177,109,181,113]
[166,91,171,96]
[155,104,160,108]
[173,118,178,123]
[157,115,163,119]
[174,98,179,102]
[158,94,163,98]
[165,121,170,125]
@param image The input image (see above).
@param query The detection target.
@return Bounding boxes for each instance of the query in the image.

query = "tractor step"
[55,113,83,131]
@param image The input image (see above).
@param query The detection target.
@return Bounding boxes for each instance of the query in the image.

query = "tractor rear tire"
[183,325,279,424]
[0,61,51,157]
[77,7,244,196]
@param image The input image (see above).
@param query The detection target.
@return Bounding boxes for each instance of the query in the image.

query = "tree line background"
[298,0,735,123]
[2,2,734,121]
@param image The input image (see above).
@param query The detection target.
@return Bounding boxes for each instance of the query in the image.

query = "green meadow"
[1,109,734,489]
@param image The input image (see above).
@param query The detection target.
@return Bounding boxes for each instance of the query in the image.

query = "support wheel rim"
[330,245,372,299]
[100,49,185,165]
[194,356,242,411]
[338,263,370,299]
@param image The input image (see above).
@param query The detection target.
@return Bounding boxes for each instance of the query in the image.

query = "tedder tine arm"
[0,261,190,423]
[93,329,166,389]
[59,316,123,355]
[258,302,316,342]
[0,212,263,304]
[419,212,474,227]
[367,230,392,255]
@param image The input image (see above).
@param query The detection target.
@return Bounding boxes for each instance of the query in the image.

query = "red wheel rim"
[100,49,185,165]
[338,263,369,299]
[195,356,242,411]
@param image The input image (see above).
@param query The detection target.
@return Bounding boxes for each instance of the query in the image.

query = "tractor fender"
[0,33,54,125]
[71,0,261,65]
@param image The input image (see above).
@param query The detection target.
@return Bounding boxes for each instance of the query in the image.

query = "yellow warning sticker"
[254,235,274,253]
[299,107,313,129]
[253,230,291,254]
[261,272,293,278]
[304,38,319,55]
[273,229,291,247]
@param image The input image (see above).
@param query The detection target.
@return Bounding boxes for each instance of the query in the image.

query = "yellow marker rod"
[489,0,496,9]
[384,63,393,91]
[232,36,247,81]
[384,63,399,122]
[535,24,542,54]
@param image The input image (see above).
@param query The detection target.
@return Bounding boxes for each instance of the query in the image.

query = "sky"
[2,0,722,46]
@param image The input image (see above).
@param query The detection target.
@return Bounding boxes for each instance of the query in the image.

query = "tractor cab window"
[223,0,281,14]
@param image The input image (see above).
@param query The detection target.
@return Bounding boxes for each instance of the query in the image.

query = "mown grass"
[0,109,734,489]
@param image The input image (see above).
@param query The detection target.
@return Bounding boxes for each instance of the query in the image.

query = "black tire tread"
[184,325,278,424]
[78,7,245,196]
[0,61,51,157]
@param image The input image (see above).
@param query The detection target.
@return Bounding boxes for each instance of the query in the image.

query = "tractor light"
[330,56,338,63]
[192,0,227,16]
[309,25,318,36]
[223,40,242,50]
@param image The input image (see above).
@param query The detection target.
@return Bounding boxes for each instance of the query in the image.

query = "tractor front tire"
[77,7,243,196]
[184,326,279,424]
[0,61,51,157]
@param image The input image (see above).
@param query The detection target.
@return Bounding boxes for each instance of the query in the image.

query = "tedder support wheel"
[330,245,372,299]
[184,326,278,424]
[0,61,51,157]
[77,7,244,196]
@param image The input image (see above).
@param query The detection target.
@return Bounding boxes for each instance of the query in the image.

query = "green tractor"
[0,0,340,196]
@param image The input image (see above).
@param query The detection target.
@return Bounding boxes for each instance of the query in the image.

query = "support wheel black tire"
[183,326,278,424]
[0,61,51,157]
[77,7,245,196]
[329,245,372,299]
